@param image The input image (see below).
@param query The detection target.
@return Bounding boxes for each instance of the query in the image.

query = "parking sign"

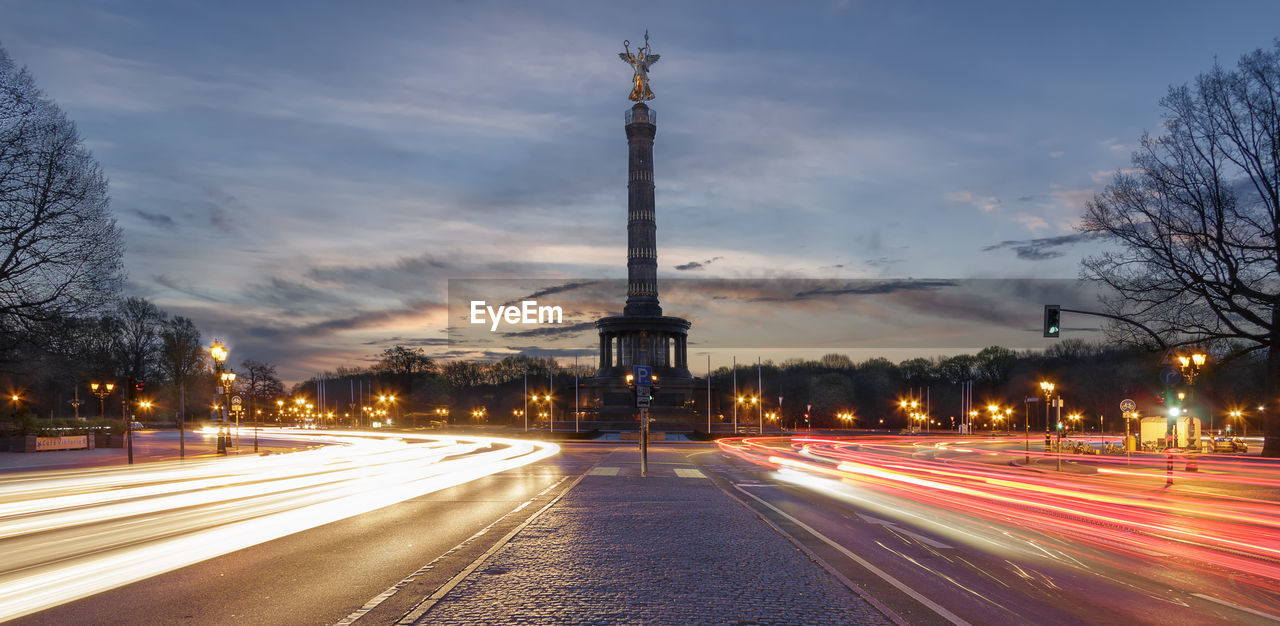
[633,365,651,385]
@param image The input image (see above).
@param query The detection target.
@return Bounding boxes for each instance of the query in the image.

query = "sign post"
[633,366,651,477]
[231,396,242,449]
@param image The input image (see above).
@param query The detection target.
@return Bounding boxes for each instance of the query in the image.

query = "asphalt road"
[12,435,1280,625]
[702,437,1280,625]
[14,442,612,625]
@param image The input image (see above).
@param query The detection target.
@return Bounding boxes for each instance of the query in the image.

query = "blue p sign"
[633,365,652,384]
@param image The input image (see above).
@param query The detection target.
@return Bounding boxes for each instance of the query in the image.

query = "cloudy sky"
[3,1,1278,381]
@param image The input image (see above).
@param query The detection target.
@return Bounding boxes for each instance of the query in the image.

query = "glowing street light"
[1177,352,1208,385]
[89,382,115,419]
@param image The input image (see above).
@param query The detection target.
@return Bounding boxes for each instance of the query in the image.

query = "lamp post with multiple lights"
[900,398,920,433]
[220,370,237,449]
[738,394,758,434]
[89,382,114,420]
[1177,351,1207,449]
[210,340,229,454]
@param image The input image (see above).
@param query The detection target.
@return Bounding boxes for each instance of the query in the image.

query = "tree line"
[281,340,1269,433]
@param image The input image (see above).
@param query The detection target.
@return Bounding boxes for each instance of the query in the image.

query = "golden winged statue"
[619,30,660,102]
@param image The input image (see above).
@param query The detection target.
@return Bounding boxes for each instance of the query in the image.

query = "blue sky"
[3,1,1278,381]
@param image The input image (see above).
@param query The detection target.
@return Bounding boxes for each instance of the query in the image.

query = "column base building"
[583,100,699,425]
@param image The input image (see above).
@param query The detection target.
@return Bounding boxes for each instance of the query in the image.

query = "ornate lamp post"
[89,382,115,419]
[210,340,228,454]
[1039,380,1055,444]
[220,370,236,450]
[1176,351,1207,448]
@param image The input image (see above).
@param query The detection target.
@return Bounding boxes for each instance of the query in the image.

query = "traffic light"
[1043,305,1061,338]
[134,380,145,393]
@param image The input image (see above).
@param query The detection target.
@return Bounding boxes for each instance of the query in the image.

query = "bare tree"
[1080,42,1280,455]
[114,297,165,382]
[240,359,284,423]
[0,44,123,357]
[373,345,436,377]
[160,316,204,424]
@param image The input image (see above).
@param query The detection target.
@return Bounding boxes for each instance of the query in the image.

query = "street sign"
[632,365,651,383]
[1025,397,1039,403]
[231,396,242,406]
[1160,367,1182,386]
[1120,398,1136,413]
[636,393,651,408]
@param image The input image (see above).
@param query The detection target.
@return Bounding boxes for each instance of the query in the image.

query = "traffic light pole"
[1051,307,1168,349]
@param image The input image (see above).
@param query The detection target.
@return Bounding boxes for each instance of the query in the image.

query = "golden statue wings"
[620,31,660,102]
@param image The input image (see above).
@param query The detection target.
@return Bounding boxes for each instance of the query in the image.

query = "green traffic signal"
[1043,305,1061,338]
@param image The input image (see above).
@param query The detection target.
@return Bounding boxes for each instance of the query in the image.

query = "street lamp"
[735,395,758,433]
[220,370,237,449]
[900,399,920,432]
[1039,380,1055,453]
[1176,351,1208,448]
[837,412,853,429]
[530,393,552,429]
[1177,352,1207,385]
[89,382,115,419]
[1229,409,1247,438]
[210,339,229,454]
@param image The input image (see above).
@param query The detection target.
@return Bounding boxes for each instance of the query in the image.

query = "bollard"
[1186,454,1198,472]
[1166,451,1174,486]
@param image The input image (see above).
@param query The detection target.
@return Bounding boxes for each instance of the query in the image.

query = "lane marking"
[856,513,955,549]
[336,476,569,625]
[587,467,620,476]
[674,468,706,479]
[392,466,597,625]
[1191,593,1280,621]
[733,484,971,626]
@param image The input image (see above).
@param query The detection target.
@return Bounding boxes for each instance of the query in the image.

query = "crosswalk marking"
[674,468,707,479]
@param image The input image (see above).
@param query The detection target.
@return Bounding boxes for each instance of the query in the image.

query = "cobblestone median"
[418,473,891,624]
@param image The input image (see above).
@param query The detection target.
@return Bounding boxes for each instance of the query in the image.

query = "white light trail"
[0,430,558,621]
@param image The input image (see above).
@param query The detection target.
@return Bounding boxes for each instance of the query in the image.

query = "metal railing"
[624,107,656,125]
